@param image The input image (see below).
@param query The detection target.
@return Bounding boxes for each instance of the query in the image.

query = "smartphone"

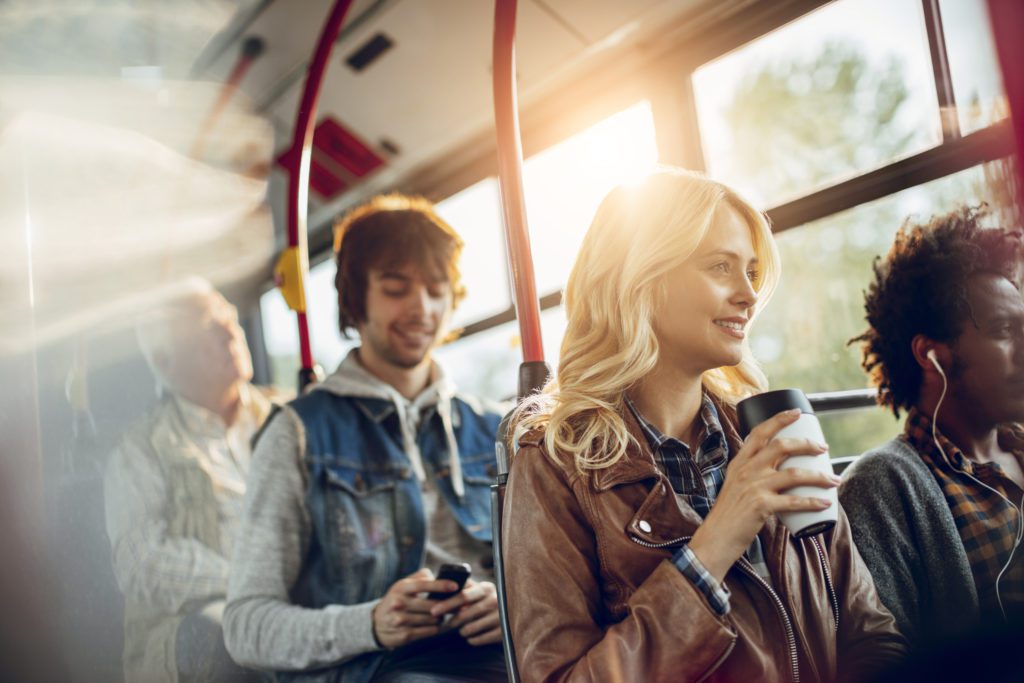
[426,562,471,600]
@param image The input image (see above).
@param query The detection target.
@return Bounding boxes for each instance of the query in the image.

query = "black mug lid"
[736,388,814,439]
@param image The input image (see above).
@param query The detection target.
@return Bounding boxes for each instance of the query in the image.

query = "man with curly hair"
[840,205,1024,649]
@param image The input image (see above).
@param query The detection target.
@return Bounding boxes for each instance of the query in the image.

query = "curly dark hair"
[851,205,1022,417]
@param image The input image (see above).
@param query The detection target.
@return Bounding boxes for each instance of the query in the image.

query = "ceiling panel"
[200,0,382,107]
[236,0,731,221]
[268,0,584,196]
[534,0,672,44]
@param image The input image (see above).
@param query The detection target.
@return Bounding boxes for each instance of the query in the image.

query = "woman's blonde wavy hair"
[514,167,781,472]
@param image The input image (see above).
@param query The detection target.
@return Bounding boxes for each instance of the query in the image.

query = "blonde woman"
[504,169,906,682]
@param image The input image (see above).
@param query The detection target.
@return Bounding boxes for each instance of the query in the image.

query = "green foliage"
[721,41,919,204]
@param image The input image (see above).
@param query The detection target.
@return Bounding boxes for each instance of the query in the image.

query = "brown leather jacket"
[503,403,906,683]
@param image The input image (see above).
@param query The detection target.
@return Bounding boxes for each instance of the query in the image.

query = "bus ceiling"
[193,0,791,247]
[3,0,1021,357]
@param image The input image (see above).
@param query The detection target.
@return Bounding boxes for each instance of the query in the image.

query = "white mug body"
[773,413,837,537]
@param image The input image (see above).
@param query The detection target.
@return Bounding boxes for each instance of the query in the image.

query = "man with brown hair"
[224,195,506,682]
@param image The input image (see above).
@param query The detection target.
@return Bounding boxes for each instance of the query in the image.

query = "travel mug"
[736,389,837,538]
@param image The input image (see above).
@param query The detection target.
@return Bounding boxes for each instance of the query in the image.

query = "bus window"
[260,259,357,392]
[752,161,1017,457]
[261,100,656,397]
[523,101,658,294]
[940,0,1009,136]
[435,178,511,329]
[692,0,940,207]
[434,305,568,401]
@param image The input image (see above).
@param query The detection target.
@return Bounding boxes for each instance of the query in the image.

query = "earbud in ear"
[927,349,944,375]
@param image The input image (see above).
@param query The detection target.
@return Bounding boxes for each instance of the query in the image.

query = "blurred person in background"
[104,279,272,683]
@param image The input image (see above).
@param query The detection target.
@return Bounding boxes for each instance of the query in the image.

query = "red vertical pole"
[493,0,549,399]
[281,0,355,391]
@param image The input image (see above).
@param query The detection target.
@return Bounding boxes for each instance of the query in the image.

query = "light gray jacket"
[105,388,271,682]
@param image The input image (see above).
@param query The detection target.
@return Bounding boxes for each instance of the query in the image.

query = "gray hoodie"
[321,349,465,497]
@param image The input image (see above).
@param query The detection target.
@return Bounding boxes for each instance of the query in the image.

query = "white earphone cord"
[932,356,1024,623]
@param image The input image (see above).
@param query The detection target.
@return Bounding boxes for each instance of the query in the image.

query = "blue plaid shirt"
[625,395,771,616]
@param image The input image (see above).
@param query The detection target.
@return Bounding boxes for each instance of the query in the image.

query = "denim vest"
[277,389,501,683]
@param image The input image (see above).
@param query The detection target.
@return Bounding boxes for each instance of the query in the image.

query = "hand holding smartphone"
[426,562,471,600]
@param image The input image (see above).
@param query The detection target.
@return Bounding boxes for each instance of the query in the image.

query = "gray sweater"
[839,437,979,646]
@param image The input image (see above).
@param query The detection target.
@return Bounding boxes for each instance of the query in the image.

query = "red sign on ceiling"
[313,117,385,178]
[275,116,386,201]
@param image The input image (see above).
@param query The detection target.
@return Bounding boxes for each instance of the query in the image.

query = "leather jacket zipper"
[737,557,800,683]
[629,534,692,549]
[809,537,839,633]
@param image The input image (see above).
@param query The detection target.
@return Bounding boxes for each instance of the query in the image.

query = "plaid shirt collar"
[904,407,968,472]
[903,410,1024,622]
[624,393,726,467]
[904,408,1024,475]
[624,393,771,581]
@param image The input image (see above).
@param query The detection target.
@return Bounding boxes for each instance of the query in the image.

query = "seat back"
[491,479,521,683]
[492,406,521,683]
[493,363,549,682]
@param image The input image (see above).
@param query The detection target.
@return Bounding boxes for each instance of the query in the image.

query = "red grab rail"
[278,0,355,392]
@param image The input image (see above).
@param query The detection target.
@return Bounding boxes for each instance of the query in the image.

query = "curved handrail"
[278,0,355,392]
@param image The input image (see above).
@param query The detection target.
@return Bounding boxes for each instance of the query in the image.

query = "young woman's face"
[652,204,760,376]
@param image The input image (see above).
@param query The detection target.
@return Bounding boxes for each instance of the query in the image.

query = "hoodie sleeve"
[224,407,382,671]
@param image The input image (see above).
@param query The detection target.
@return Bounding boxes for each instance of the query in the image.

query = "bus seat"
[490,479,521,683]
[45,330,159,681]
[490,420,521,683]
[831,455,858,476]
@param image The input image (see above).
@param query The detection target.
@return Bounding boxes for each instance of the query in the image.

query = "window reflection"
[434,306,567,401]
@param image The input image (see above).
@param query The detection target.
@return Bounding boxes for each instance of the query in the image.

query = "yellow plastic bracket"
[274,246,308,313]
